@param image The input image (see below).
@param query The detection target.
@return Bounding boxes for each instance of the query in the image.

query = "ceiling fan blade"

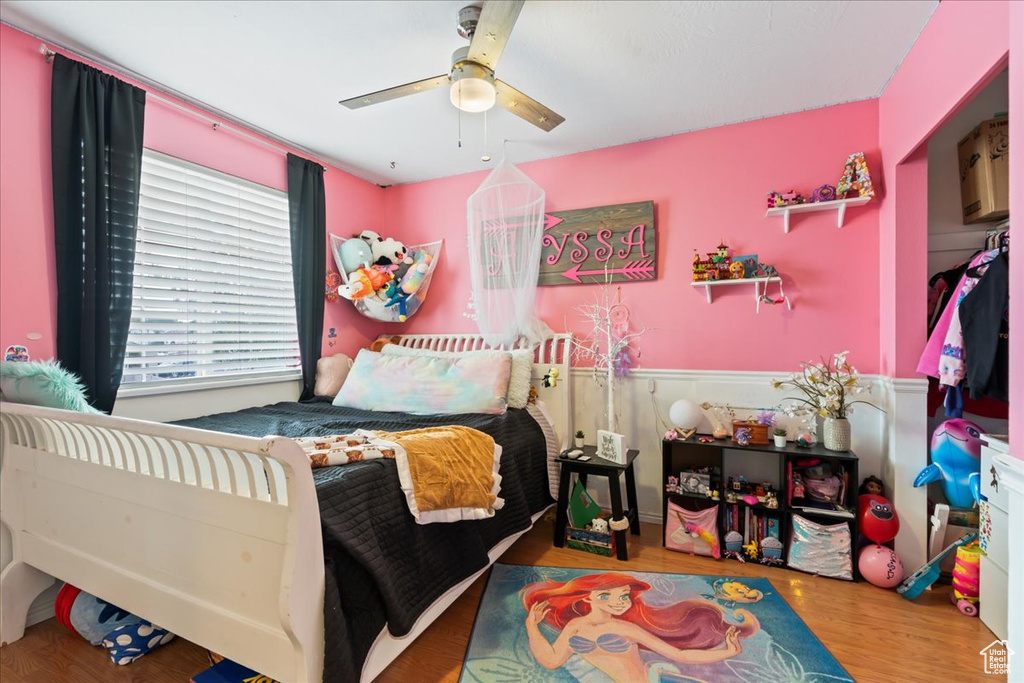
[495,80,565,132]
[339,74,450,109]
[467,0,524,71]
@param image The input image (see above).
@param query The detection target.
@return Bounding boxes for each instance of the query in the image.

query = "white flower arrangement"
[771,351,881,419]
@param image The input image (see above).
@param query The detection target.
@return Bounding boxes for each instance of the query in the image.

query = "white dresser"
[980,435,1010,639]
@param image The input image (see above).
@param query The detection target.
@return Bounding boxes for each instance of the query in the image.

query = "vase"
[574,437,585,448]
[773,434,787,448]
[823,417,851,451]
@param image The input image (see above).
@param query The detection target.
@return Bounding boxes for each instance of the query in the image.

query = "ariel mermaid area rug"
[460,564,852,683]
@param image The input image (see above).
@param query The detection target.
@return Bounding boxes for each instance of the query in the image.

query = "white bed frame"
[0,333,571,682]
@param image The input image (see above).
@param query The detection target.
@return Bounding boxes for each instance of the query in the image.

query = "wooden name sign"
[539,201,656,286]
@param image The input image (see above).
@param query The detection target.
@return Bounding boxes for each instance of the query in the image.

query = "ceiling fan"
[339,1,564,132]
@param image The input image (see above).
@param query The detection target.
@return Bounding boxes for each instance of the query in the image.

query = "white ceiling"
[2,0,936,186]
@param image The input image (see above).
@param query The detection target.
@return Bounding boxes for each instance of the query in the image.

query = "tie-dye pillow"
[333,349,512,415]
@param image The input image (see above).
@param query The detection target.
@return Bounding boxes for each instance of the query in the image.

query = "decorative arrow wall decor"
[538,201,656,286]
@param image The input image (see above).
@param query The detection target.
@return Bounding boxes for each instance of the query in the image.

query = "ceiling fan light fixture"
[450,77,496,113]
[449,52,496,113]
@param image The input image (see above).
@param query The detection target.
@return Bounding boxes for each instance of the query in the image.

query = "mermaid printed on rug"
[460,564,853,683]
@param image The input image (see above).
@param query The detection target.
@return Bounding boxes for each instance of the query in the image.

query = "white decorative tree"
[569,280,645,434]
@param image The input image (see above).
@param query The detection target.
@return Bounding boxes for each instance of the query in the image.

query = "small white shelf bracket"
[765,196,872,233]
[691,276,787,312]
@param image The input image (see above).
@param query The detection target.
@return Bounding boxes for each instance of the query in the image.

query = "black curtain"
[286,154,326,400]
[51,54,146,414]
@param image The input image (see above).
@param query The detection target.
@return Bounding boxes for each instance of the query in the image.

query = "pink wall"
[0,24,385,363]
[877,0,1020,448]
[383,100,882,372]
[877,0,1010,377]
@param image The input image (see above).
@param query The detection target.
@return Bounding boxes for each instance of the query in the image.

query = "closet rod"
[27,32,329,171]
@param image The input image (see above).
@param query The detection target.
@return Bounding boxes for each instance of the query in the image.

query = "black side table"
[553,446,640,561]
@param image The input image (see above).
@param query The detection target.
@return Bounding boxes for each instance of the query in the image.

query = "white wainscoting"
[568,368,933,571]
[570,369,884,510]
[882,377,930,572]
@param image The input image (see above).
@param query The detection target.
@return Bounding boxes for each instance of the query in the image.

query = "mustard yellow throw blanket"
[293,426,503,524]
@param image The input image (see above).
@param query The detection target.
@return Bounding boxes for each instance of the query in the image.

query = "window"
[122,149,300,390]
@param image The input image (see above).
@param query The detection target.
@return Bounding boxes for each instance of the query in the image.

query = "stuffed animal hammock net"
[467,159,551,346]
[330,236,442,323]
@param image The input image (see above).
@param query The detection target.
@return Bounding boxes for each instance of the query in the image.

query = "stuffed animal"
[55,583,174,666]
[383,280,411,322]
[338,267,391,300]
[372,238,413,267]
[370,335,402,353]
[355,229,382,247]
[399,251,433,295]
[589,517,609,534]
[337,238,373,274]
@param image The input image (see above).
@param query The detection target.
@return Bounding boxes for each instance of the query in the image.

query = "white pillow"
[333,349,511,415]
[381,345,533,409]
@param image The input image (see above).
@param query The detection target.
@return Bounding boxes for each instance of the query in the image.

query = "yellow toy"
[742,539,759,561]
[542,367,560,388]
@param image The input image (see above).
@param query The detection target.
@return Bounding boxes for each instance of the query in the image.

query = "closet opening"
[921,67,1009,635]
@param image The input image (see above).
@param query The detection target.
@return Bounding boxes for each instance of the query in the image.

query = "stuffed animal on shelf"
[55,583,175,666]
[542,367,560,387]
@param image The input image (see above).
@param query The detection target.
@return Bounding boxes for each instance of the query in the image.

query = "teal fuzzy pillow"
[0,361,102,413]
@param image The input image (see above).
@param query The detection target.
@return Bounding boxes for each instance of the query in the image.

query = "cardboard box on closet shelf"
[958,115,1009,224]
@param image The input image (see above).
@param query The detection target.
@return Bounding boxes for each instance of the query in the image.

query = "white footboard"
[0,402,324,683]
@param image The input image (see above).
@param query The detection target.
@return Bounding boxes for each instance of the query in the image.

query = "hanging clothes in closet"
[918,230,1010,418]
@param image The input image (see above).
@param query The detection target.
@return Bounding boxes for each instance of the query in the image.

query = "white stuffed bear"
[372,237,413,267]
[589,518,609,534]
[355,229,382,247]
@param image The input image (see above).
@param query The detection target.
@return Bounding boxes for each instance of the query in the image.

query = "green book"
[567,480,602,529]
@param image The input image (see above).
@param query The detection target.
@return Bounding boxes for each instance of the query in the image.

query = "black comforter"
[175,399,552,682]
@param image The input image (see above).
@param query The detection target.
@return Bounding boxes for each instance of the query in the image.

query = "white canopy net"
[467,159,551,346]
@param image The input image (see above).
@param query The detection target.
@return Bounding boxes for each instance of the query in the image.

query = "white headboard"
[391,333,573,445]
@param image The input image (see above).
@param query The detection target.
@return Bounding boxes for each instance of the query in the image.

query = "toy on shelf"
[836,152,875,198]
[735,427,751,446]
[542,367,560,388]
[951,540,981,616]
[811,184,837,203]
[692,242,731,282]
[913,419,983,509]
[898,533,977,600]
[767,190,807,208]
[723,531,745,561]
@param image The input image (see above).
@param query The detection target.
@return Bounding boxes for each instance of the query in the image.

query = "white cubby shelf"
[765,195,872,233]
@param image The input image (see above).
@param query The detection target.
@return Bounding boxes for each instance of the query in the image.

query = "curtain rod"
[31,38,328,172]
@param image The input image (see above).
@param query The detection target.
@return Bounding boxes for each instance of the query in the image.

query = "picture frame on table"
[597,430,626,465]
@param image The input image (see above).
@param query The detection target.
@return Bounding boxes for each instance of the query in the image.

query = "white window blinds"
[122,149,300,388]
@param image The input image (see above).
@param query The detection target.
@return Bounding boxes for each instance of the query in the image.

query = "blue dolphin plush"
[914,419,983,508]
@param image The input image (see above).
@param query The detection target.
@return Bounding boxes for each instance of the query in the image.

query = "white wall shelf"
[766,196,872,233]
[690,277,791,312]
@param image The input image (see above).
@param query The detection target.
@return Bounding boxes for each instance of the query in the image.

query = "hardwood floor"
[0,517,1004,682]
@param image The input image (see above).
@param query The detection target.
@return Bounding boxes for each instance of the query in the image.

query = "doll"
[859,475,884,497]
